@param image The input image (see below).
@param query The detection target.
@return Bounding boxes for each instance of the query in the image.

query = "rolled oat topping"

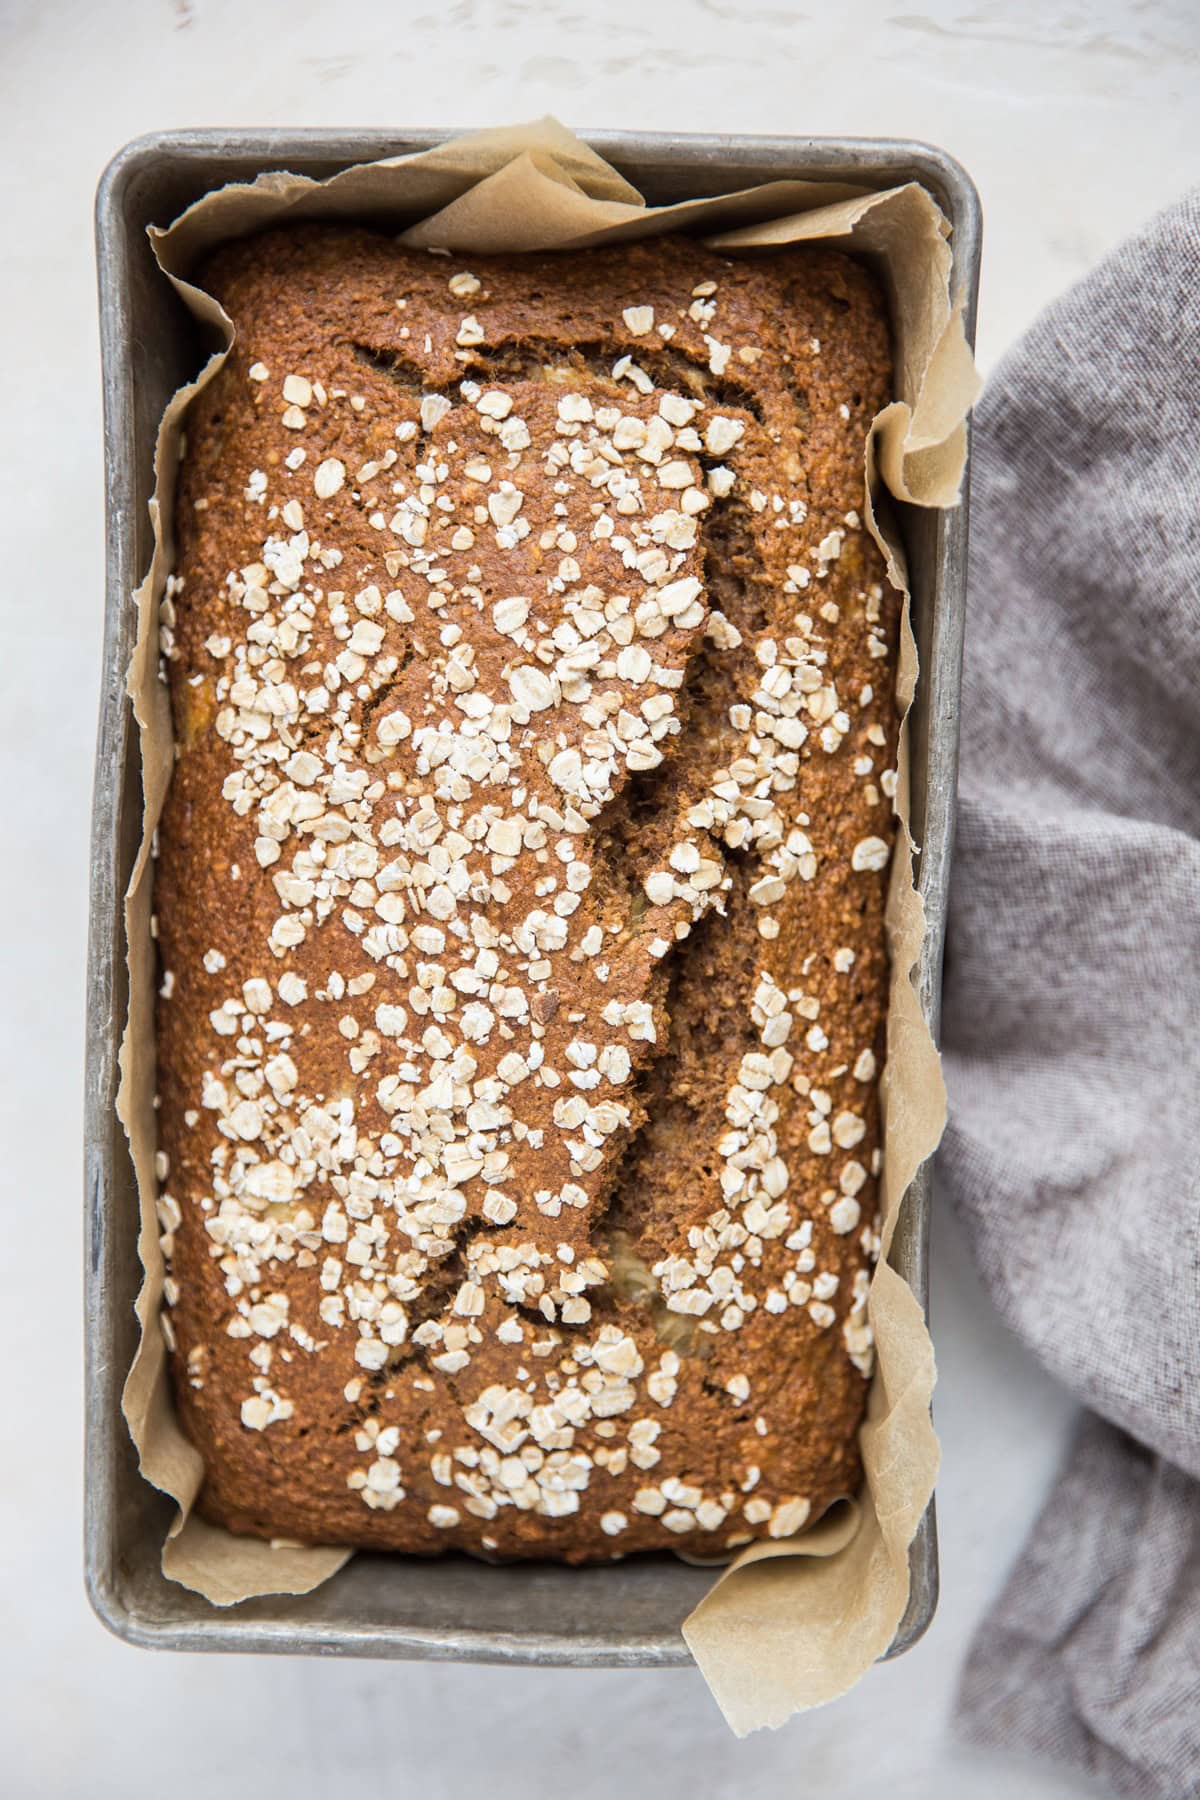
[154,229,898,1561]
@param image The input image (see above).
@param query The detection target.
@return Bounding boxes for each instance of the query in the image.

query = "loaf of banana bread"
[153,225,898,1561]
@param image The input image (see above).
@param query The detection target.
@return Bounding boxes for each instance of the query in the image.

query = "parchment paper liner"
[117,119,978,1729]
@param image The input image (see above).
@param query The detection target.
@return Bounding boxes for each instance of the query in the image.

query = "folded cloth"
[940,187,1200,1799]
[957,1416,1200,1798]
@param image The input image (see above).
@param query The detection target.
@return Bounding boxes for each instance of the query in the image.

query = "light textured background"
[3,0,1198,1793]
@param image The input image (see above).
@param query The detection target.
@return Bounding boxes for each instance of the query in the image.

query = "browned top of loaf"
[154,225,898,1563]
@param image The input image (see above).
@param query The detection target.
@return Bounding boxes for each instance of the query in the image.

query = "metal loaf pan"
[88,129,980,1666]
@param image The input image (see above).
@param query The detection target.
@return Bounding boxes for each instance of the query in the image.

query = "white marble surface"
[4,0,1198,1792]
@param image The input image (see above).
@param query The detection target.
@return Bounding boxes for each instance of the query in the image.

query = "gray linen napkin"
[939,187,1200,1797]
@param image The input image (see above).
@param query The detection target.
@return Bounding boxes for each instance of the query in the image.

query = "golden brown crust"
[154,226,898,1562]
